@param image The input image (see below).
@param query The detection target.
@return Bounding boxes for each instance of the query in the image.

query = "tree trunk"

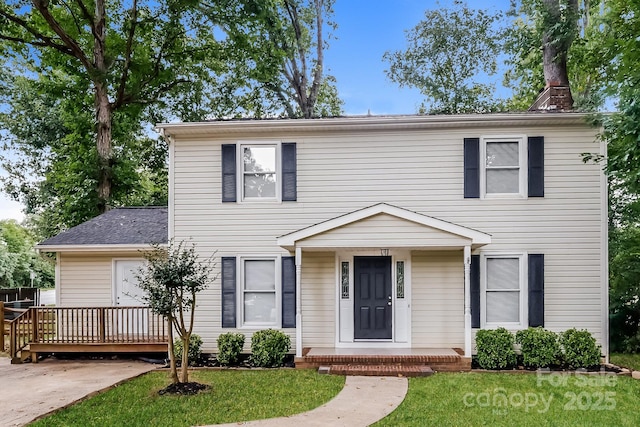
[167,316,179,384]
[93,0,112,213]
[541,0,578,89]
[95,83,113,213]
[181,334,190,383]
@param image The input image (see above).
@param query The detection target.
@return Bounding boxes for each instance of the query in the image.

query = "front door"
[354,256,392,339]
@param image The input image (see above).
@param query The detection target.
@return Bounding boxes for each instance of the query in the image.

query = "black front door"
[354,256,392,340]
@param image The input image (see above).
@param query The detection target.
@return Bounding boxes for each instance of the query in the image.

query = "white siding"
[58,252,141,306]
[169,120,605,349]
[297,213,472,249]
[412,251,464,348]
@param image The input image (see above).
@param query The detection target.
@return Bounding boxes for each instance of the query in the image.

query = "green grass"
[375,372,640,427]
[31,369,344,427]
[611,353,640,371]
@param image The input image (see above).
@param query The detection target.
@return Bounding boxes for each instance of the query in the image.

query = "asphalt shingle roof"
[38,207,168,246]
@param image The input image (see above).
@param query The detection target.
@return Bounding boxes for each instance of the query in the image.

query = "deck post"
[295,247,302,358]
[99,308,106,342]
[0,302,4,351]
[463,245,472,358]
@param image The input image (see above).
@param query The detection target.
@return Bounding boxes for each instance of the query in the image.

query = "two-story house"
[38,112,607,370]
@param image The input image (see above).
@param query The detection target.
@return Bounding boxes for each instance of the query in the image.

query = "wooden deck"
[5,305,169,363]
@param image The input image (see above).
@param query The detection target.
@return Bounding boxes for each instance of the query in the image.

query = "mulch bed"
[158,382,211,396]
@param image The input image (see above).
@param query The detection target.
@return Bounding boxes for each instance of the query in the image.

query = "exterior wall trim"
[278,203,491,250]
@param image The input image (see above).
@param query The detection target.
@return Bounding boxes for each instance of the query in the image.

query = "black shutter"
[221,257,237,328]
[281,256,296,328]
[464,138,480,198]
[528,254,545,327]
[222,144,237,202]
[528,136,544,197]
[470,255,480,328]
[282,143,297,201]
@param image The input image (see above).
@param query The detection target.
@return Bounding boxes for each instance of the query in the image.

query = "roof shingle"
[38,207,168,246]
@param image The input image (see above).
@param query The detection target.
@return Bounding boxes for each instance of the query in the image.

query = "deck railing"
[8,306,168,360]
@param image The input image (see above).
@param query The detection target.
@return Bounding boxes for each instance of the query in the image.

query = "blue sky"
[0,0,513,221]
[328,0,510,115]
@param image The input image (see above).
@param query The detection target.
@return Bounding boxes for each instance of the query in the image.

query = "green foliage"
[216,332,246,366]
[174,334,203,366]
[204,0,342,119]
[560,328,601,369]
[384,0,506,114]
[250,329,291,368]
[0,220,54,288]
[515,327,561,368]
[504,0,607,110]
[135,240,216,383]
[475,328,517,370]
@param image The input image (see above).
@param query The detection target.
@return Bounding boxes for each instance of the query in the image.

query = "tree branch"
[115,0,139,108]
[31,0,94,72]
[0,9,73,56]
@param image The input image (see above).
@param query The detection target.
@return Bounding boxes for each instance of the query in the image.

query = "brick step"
[320,364,434,377]
[301,355,461,364]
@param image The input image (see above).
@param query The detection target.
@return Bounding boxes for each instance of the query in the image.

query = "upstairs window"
[242,145,278,200]
[222,142,296,203]
[481,137,527,198]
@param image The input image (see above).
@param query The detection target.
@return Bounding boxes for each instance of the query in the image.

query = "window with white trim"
[242,258,280,326]
[481,136,527,197]
[241,144,279,201]
[482,254,526,327]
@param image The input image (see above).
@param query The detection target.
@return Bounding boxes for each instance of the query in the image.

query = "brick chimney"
[528,85,574,112]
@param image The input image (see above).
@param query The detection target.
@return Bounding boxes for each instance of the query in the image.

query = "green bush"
[515,327,561,368]
[475,327,517,370]
[560,328,601,369]
[217,332,245,366]
[173,334,203,366]
[250,329,291,367]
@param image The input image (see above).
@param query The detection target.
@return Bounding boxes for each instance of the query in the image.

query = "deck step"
[321,364,434,377]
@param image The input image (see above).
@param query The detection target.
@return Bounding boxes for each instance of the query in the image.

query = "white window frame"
[480,135,527,199]
[480,252,527,329]
[238,141,281,202]
[238,256,281,328]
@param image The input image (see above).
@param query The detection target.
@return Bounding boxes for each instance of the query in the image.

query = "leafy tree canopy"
[0,219,54,288]
[384,0,506,114]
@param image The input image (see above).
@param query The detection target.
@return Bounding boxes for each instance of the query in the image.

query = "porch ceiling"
[277,203,491,251]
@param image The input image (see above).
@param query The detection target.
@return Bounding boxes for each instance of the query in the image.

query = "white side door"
[114,260,146,306]
[114,260,147,336]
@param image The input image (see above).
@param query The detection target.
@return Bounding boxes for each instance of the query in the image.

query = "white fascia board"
[34,243,167,253]
[276,203,491,248]
[156,113,595,138]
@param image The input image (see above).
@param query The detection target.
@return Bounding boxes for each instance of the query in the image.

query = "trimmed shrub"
[476,327,517,370]
[250,329,291,367]
[515,327,561,368]
[560,328,601,369]
[174,334,203,366]
[217,332,245,366]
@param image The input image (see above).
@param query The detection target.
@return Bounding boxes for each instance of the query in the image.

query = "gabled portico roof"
[277,203,491,251]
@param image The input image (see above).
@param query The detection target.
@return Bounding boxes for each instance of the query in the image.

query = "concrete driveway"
[0,356,158,426]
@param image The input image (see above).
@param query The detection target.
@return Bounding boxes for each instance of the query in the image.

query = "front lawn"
[375,372,640,427]
[31,369,344,427]
[611,353,640,371]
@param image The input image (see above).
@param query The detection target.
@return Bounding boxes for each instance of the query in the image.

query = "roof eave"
[35,243,167,253]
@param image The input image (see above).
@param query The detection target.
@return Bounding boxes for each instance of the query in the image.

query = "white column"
[295,247,303,357]
[464,245,472,358]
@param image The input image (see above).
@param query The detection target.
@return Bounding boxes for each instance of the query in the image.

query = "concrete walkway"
[0,357,157,427]
[202,375,409,427]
